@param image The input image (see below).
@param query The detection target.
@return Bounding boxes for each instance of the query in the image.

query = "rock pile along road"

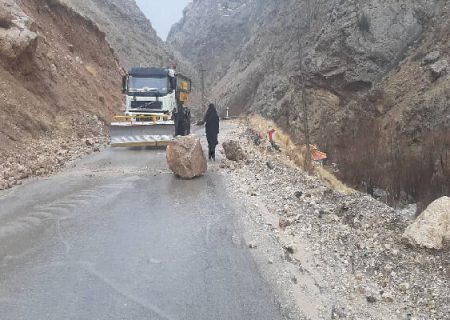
[0,125,285,320]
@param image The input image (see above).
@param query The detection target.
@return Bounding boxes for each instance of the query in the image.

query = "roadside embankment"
[219,119,449,320]
[0,0,123,190]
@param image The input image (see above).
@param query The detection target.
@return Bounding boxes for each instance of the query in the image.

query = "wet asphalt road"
[0,144,283,319]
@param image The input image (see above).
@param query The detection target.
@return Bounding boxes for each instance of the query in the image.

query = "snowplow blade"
[110,122,175,147]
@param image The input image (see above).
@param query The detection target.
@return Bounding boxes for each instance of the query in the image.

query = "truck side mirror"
[122,76,127,94]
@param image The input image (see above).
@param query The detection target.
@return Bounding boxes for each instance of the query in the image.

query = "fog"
[136,0,191,40]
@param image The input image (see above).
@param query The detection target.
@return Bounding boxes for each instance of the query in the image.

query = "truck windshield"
[128,76,168,95]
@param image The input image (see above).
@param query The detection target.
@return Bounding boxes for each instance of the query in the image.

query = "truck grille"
[130,100,163,111]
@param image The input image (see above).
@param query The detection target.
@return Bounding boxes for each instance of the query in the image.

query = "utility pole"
[199,64,207,113]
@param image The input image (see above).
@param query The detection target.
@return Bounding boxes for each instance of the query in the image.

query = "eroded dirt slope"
[0,0,123,189]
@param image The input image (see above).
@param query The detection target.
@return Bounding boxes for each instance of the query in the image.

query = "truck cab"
[110,67,192,147]
[122,67,190,115]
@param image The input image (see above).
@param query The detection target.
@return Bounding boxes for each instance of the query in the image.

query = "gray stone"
[279,216,291,229]
[85,138,95,146]
[402,196,450,249]
[430,60,448,80]
[422,51,441,65]
[366,296,377,304]
[382,292,394,303]
[399,283,410,292]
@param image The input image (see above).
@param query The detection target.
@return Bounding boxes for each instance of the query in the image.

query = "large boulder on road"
[166,135,207,179]
[223,140,246,161]
[402,196,450,250]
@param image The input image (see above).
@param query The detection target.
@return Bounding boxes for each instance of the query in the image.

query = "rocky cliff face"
[0,0,123,189]
[60,0,197,83]
[60,0,172,69]
[61,0,199,107]
[168,0,450,206]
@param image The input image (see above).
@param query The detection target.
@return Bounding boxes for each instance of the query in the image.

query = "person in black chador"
[173,103,191,136]
[204,103,220,160]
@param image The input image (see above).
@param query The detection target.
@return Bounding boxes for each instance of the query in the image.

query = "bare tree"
[199,64,207,113]
[294,0,331,172]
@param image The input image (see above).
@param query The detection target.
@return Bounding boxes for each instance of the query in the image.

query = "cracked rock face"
[0,0,37,59]
[60,0,168,69]
[168,0,439,114]
[168,0,450,207]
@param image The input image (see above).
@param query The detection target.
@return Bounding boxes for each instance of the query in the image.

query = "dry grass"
[248,114,354,195]
[316,167,354,195]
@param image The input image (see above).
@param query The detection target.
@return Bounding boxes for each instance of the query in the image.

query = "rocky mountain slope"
[0,0,123,189]
[168,0,450,208]
[60,0,174,70]
[60,0,199,94]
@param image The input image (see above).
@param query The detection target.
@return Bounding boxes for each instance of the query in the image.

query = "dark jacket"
[204,104,219,147]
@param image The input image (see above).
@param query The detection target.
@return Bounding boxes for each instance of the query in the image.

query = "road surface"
[0,132,284,319]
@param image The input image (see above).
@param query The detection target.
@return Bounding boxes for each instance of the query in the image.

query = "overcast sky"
[136,0,192,40]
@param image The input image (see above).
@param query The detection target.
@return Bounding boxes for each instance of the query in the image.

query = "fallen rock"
[166,135,207,179]
[266,161,274,170]
[283,243,296,254]
[430,59,448,80]
[324,214,340,223]
[366,296,377,304]
[222,140,246,161]
[422,51,441,65]
[382,292,394,303]
[85,138,95,146]
[399,283,410,292]
[402,196,450,249]
[219,159,230,169]
[279,216,291,229]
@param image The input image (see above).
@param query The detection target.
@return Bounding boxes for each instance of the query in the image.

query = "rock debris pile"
[0,130,108,190]
[221,124,449,320]
[0,0,123,191]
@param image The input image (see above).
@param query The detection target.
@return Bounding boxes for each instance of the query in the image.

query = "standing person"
[204,103,220,160]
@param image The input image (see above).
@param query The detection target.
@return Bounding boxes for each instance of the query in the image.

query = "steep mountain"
[0,0,123,189]
[168,0,450,207]
[60,0,198,84]
[60,0,171,69]
[61,0,200,108]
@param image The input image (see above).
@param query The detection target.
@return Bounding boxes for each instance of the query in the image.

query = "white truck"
[110,67,191,147]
